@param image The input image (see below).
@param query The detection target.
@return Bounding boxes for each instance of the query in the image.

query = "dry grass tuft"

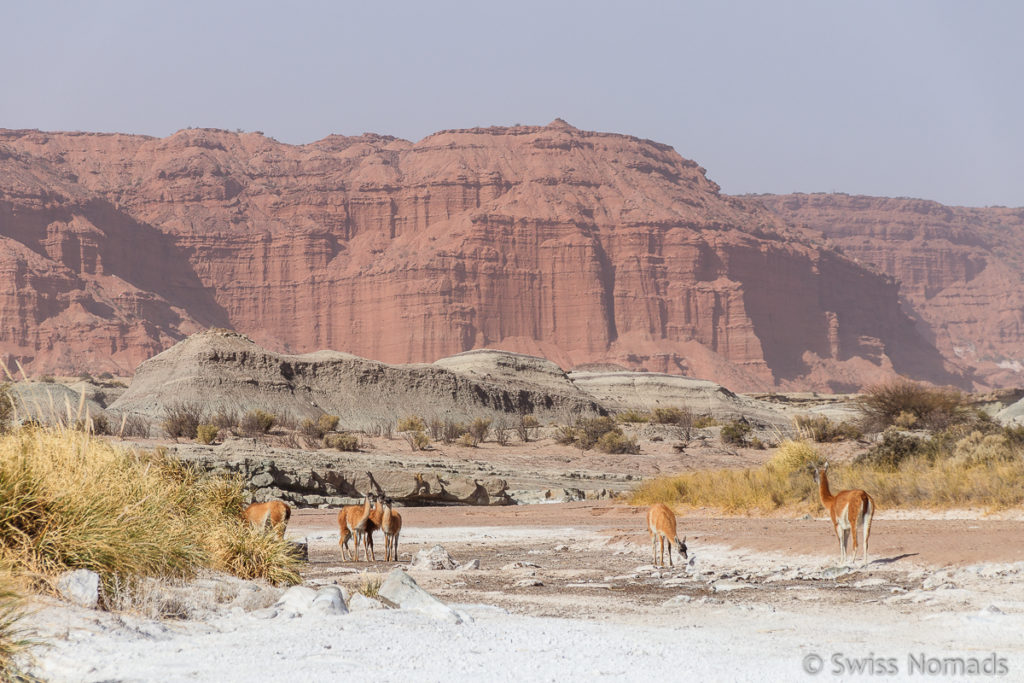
[0,427,300,594]
[0,574,36,681]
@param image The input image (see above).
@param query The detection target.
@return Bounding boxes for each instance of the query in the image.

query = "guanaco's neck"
[357,497,372,525]
[818,470,835,506]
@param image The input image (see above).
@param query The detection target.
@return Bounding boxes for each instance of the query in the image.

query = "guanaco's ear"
[822,461,830,471]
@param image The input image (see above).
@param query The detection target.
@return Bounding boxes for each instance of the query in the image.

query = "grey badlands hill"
[108,329,607,425]
[107,330,794,428]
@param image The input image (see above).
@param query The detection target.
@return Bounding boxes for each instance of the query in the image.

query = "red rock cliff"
[0,122,961,391]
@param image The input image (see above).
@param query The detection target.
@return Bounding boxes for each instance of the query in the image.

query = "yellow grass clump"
[0,574,35,681]
[631,439,1024,513]
[0,427,301,594]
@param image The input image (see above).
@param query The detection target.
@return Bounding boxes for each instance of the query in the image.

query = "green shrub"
[403,430,430,451]
[240,410,276,436]
[855,428,927,470]
[574,416,617,450]
[554,425,578,445]
[651,406,693,426]
[617,409,651,424]
[299,418,323,440]
[596,430,640,454]
[196,424,219,445]
[720,420,752,446]
[324,432,360,451]
[456,433,478,447]
[693,415,718,428]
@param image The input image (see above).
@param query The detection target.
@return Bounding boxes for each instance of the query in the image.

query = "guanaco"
[381,497,403,562]
[358,494,386,562]
[813,462,875,565]
[338,493,375,561]
[646,503,688,567]
[242,500,291,538]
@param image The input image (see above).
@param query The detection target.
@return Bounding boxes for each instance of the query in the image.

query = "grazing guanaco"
[381,497,403,562]
[242,500,291,538]
[813,462,875,565]
[338,493,375,561]
[646,503,688,567]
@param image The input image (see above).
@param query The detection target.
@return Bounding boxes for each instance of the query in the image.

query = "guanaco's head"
[383,497,394,509]
[812,460,830,483]
[676,536,688,560]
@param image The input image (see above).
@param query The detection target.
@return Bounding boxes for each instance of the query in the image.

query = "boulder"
[56,569,101,609]
[410,545,460,570]
[378,569,466,624]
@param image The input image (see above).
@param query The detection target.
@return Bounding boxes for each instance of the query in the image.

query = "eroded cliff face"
[753,194,1024,388]
[0,122,961,390]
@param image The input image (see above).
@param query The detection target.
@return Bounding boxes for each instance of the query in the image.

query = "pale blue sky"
[2,1,1021,207]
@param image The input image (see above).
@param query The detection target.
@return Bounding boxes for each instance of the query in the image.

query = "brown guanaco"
[242,500,291,538]
[646,503,688,567]
[338,493,375,561]
[813,462,875,565]
[381,497,403,562]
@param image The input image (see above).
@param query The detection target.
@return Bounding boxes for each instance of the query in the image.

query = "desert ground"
[25,502,1024,682]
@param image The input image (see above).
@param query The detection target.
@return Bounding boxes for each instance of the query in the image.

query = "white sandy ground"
[20,523,1024,683]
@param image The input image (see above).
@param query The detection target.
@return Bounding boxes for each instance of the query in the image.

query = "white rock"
[662,595,692,606]
[502,561,541,571]
[513,578,543,588]
[410,545,460,570]
[455,559,480,571]
[310,586,348,615]
[378,569,467,624]
[273,586,317,617]
[347,593,384,611]
[56,569,101,609]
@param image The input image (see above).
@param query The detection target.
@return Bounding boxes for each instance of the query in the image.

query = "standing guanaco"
[646,503,688,567]
[358,494,386,562]
[338,493,375,561]
[242,500,291,538]
[381,497,403,562]
[813,462,875,565]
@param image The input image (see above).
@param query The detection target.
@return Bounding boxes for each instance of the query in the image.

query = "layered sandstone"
[752,194,1024,388]
[1,123,961,390]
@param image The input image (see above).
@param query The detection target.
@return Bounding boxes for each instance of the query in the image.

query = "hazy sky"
[3,1,1021,207]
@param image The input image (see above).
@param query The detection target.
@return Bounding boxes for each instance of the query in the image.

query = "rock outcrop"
[752,193,1024,389]
[1,124,963,390]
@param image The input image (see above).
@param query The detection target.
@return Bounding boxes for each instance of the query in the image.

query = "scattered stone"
[513,578,544,588]
[712,580,754,592]
[853,578,886,588]
[310,586,348,615]
[410,545,460,570]
[455,559,480,571]
[662,595,693,606]
[553,545,569,552]
[347,593,384,612]
[501,561,541,571]
[378,569,467,624]
[57,569,101,609]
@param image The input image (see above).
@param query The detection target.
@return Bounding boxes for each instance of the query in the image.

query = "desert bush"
[397,416,426,433]
[952,431,1016,466]
[75,412,111,436]
[493,417,512,446]
[299,418,323,442]
[324,432,360,451]
[240,410,276,436]
[196,424,219,445]
[651,406,691,425]
[768,440,825,475]
[693,415,718,428]
[0,428,300,589]
[857,379,969,432]
[98,371,114,381]
[116,413,151,438]
[163,402,204,440]
[456,433,478,447]
[39,375,55,384]
[554,425,577,446]
[206,522,302,586]
[403,430,430,451]
[720,419,752,446]
[358,572,382,598]
[574,416,618,450]
[440,419,467,444]
[468,417,492,444]
[855,428,927,470]
[617,409,651,424]
[516,413,539,442]
[427,418,444,440]
[596,430,640,454]
[211,408,239,433]
[794,414,862,442]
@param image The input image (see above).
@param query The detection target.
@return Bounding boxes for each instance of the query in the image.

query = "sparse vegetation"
[516,413,539,442]
[617,409,650,424]
[794,414,862,442]
[693,415,718,428]
[240,410,276,436]
[211,408,239,434]
[0,384,14,433]
[397,416,426,433]
[855,428,927,471]
[456,433,478,448]
[0,578,34,680]
[493,417,512,446]
[858,379,969,432]
[357,572,382,599]
[163,402,205,440]
[467,417,492,444]
[403,430,430,451]
[719,419,752,446]
[596,430,640,454]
